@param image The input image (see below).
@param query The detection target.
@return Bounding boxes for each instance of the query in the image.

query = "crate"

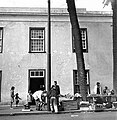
[94,104,104,112]
[113,102,117,108]
[79,101,90,111]
[61,100,78,111]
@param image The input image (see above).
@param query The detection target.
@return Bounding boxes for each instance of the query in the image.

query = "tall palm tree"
[103,0,117,94]
[66,0,87,100]
[112,0,117,94]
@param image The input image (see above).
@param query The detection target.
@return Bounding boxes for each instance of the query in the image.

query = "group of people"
[31,81,60,113]
[10,86,22,109]
[93,82,115,95]
[30,89,47,111]
[10,81,60,113]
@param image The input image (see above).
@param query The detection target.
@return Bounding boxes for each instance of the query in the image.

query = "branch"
[102,0,113,8]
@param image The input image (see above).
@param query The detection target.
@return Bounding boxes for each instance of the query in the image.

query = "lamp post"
[47,0,51,111]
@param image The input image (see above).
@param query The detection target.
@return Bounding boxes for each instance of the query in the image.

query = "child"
[15,93,22,107]
[10,86,15,109]
[27,90,33,107]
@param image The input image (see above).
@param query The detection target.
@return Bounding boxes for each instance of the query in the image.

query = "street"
[0,111,117,120]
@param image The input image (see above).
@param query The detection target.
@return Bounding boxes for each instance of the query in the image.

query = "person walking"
[15,93,22,107]
[10,86,15,109]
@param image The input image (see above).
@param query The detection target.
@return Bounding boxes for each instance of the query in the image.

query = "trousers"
[50,97,58,113]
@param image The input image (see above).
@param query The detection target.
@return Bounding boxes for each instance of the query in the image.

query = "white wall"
[0,8,113,102]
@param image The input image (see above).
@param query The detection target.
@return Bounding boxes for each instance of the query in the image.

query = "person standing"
[49,85,58,113]
[10,86,15,109]
[27,90,33,107]
[93,82,102,94]
[54,81,60,106]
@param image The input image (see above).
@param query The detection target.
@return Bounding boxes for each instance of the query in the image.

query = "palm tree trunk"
[112,0,117,94]
[66,0,87,100]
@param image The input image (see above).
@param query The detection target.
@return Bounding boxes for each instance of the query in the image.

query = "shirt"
[32,90,43,101]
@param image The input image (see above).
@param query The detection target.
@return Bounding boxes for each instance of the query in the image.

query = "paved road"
[0,111,117,120]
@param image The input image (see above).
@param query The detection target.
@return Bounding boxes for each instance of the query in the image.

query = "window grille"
[72,28,88,52]
[30,28,45,52]
[30,70,44,78]
[73,70,90,94]
[0,28,3,53]
[81,29,87,50]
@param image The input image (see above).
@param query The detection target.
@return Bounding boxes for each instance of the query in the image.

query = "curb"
[0,109,117,116]
[0,111,51,116]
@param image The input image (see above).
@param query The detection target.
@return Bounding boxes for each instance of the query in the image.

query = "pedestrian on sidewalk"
[53,81,60,107]
[27,90,33,107]
[48,85,58,113]
[93,82,102,94]
[15,93,22,107]
[32,90,47,111]
[10,86,15,109]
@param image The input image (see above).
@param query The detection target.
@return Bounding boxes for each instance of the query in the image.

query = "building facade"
[0,7,113,102]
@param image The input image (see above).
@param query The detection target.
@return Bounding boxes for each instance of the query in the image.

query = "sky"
[0,0,112,11]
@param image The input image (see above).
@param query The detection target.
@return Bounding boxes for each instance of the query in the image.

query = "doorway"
[28,69,45,105]
[30,77,45,93]
[29,69,45,94]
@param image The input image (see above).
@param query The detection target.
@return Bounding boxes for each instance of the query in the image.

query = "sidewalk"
[0,104,117,116]
[0,105,52,116]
